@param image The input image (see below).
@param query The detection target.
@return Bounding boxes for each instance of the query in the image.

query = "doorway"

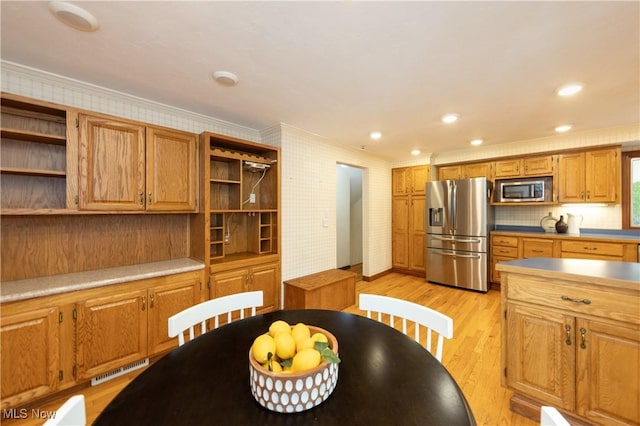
[336,164,363,281]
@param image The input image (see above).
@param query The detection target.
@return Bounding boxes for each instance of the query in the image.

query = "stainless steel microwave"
[495,177,552,202]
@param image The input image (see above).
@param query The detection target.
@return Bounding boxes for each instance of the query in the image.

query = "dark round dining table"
[94,309,476,425]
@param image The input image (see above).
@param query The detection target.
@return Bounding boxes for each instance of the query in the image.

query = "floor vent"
[91,358,149,386]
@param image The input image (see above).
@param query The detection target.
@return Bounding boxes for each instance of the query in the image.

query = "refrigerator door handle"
[451,181,457,233]
[430,235,481,244]
[432,249,481,259]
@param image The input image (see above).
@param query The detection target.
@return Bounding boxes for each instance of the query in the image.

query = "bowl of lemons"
[249,320,340,413]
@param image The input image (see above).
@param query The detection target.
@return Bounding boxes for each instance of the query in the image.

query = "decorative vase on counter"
[555,215,568,234]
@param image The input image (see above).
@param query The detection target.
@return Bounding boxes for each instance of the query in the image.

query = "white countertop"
[1,258,205,303]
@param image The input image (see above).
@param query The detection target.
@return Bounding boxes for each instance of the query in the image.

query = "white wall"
[278,124,391,282]
[336,166,351,268]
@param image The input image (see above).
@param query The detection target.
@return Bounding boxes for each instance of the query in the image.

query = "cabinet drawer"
[492,235,519,248]
[492,246,518,257]
[507,275,639,325]
[522,239,553,258]
[561,241,623,257]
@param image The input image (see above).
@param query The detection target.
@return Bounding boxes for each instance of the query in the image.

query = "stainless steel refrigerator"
[426,177,494,292]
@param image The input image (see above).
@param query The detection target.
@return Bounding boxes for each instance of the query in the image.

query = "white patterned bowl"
[248,326,339,413]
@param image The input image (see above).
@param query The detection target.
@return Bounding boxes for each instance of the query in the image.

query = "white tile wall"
[495,205,622,230]
[279,124,392,282]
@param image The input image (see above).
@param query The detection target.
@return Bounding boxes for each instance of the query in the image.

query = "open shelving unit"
[1,94,71,213]
[196,132,280,267]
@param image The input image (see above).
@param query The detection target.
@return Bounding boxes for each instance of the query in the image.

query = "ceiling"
[1,1,639,162]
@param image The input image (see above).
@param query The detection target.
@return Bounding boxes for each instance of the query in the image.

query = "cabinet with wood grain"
[557,147,620,203]
[392,165,430,275]
[78,113,197,211]
[501,266,640,425]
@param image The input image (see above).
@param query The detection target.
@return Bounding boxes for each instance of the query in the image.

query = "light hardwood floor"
[3,272,536,425]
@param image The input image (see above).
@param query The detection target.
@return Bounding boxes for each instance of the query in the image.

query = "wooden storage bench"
[284,269,356,310]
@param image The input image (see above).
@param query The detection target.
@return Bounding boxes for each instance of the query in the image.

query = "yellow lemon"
[311,332,328,344]
[291,323,311,342]
[274,332,296,360]
[262,359,283,373]
[269,320,291,337]
[291,348,321,373]
[296,336,315,352]
[252,334,276,363]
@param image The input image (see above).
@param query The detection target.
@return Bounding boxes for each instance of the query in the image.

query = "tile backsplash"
[495,204,621,230]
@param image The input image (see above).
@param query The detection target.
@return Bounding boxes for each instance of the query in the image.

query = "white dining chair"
[43,394,86,426]
[168,291,263,346]
[359,293,453,362]
[540,406,570,426]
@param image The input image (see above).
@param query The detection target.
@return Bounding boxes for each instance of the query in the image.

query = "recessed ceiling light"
[369,131,382,140]
[557,83,583,97]
[212,71,239,86]
[442,114,459,124]
[411,149,421,156]
[48,1,99,32]
[470,139,483,146]
[555,124,572,133]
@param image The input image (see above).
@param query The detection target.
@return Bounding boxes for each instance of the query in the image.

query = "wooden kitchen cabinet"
[558,147,621,203]
[145,126,197,211]
[210,262,280,314]
[463,162,493,180]
[147,275,202,355]
[195,132,281,313]
[0,93,76,213]
[78,113,197,211]
[521,238,553,258]
[393,165,429,195]
[76,272,202,380]
[75,288,148,380]
[501,263,640,425]
[494,155,555,178]
[437,165,462,181]
[490,234,519,286]
[0,307,59,409]
[392,165,430,276]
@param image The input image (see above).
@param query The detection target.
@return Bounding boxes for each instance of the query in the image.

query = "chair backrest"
[359,293,453,362]
[43,394,86,426]
[168,291,263,346]
[540,406,570,426]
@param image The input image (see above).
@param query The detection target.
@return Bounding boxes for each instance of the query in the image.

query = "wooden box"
[284,269,356,310]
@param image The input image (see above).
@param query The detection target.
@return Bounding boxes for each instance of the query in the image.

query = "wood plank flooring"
[3,272,536,425]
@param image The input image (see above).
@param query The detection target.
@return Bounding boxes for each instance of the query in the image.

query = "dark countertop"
[492,226,640,243]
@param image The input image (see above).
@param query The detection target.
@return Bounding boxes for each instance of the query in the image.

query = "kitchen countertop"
[1,258,205,304]
[492,228,640,243]
[496,257,640,291]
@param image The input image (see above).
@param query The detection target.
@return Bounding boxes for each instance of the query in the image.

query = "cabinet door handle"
[532,249,544,253]
[148,192,152,205]
[565,324,572,346]
[561,295,591,305]
[138,191,144,206]
[141,295,146,311]
[150,294,155,308]
[580,327,587,349]
[586,190,590,200]
[583,246,597,251]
